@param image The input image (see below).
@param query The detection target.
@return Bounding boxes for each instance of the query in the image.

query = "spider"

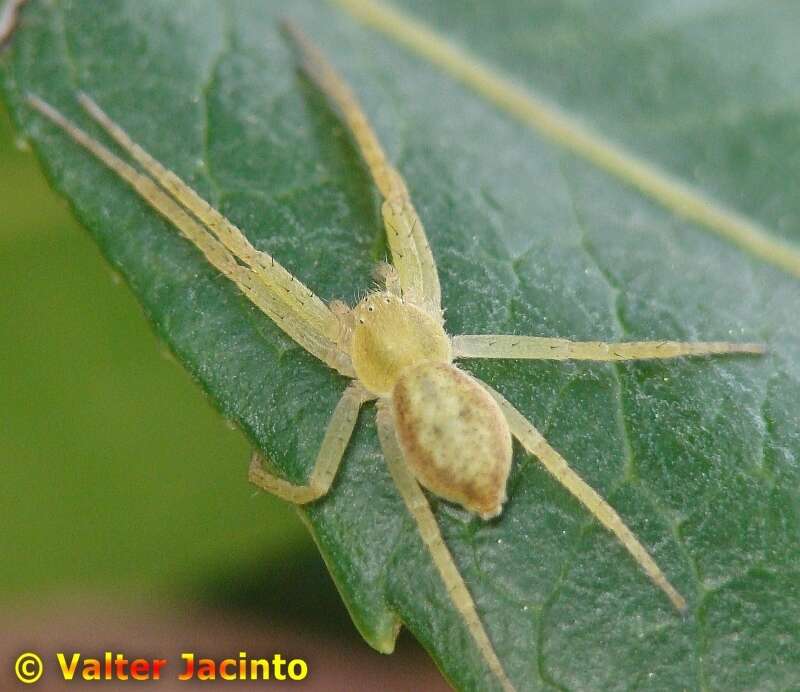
[26,23,764,692]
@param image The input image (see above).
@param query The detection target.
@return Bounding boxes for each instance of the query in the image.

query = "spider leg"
[482,382,687,612]
[284,22,441,317]
[453,334,765,361]
[0,0,28,48]
[27,94,353,376]
[376,403,515,692]
[74,93,344,346]
[250,383,371,503]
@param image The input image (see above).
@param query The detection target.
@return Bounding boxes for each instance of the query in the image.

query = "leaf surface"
[2,1,798,689]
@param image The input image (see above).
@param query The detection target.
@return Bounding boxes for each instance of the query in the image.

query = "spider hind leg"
[483,382,687,612]
[376,403,516,692]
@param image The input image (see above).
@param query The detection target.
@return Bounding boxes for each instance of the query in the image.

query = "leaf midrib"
[330,0,800,280]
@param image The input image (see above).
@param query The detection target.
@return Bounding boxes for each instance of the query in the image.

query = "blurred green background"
[0,96,313,601]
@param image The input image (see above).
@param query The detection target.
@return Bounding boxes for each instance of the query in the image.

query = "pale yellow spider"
[27,24,763,692]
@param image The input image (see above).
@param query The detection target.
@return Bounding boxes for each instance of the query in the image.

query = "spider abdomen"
[391,362,512,519]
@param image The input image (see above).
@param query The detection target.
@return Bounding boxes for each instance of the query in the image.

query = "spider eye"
[368,306,374,312]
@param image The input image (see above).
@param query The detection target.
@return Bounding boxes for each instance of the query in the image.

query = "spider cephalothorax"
[349,291,450,395]
[27,21,764,692]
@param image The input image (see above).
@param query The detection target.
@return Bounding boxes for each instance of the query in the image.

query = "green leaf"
[3,1,798,689]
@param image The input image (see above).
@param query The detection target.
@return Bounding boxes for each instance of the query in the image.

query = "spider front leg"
[249,383,370,503]
[26,93,354,377]
[375,403,515,692]
[284,22,442,316]
[482,383,686,612]
[73,93,344,346]
[453,334,764,361]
